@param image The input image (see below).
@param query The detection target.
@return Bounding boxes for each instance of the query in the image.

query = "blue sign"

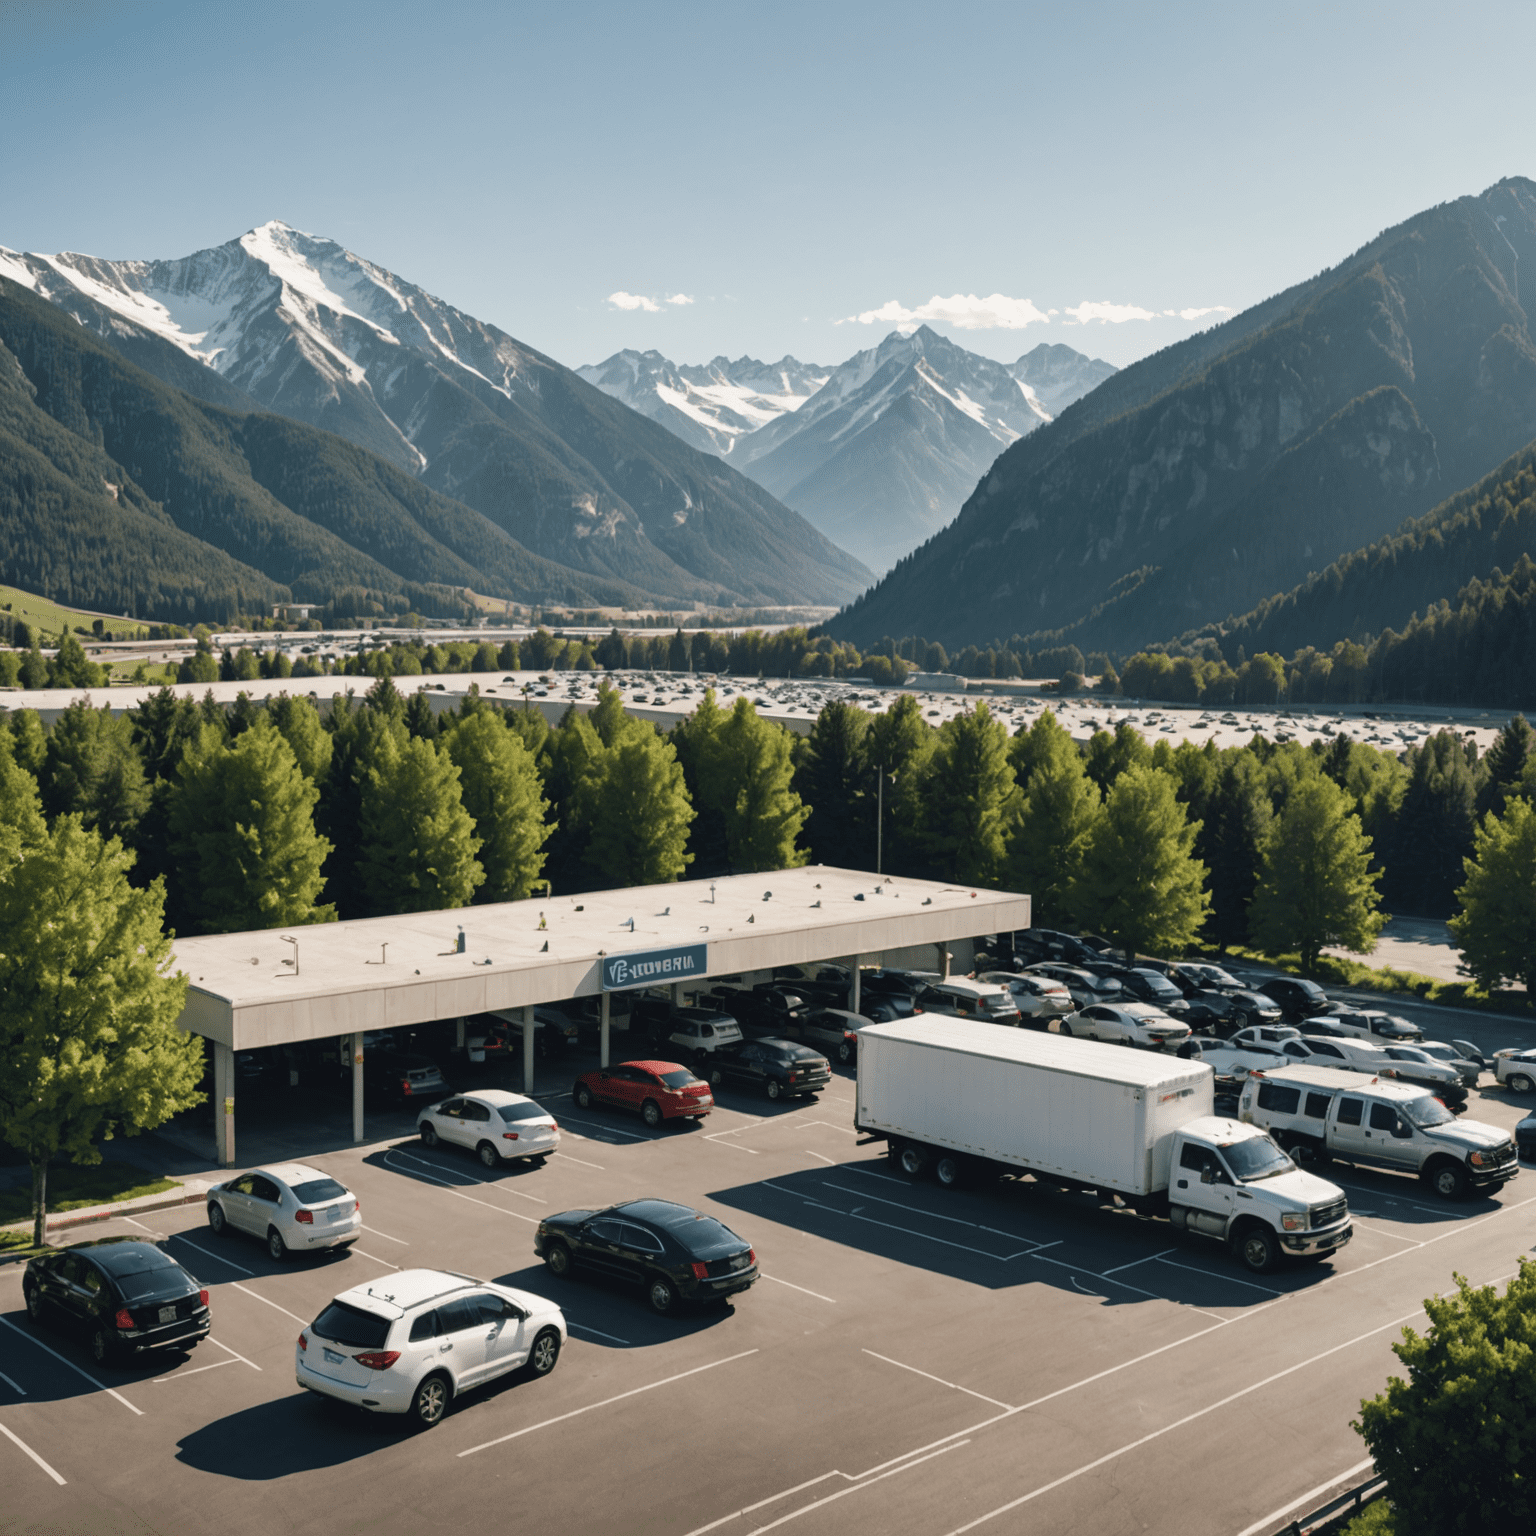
[602,944,708,992]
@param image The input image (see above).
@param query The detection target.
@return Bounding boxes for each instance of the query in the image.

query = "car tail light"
[503,1131,519,1140]
[353,1351,401,1371]
[747,1248,756,1265]
[296,1209,314,1224]
[690,1261,709,1279]
[353,1201,360,1212]
[114,1308,135,1330]
[549,1122,558,1130]
[199,1289,210,1308]
[401,1078,412,1095]
[298,1331,308,1351]
[844,1032,857,1042]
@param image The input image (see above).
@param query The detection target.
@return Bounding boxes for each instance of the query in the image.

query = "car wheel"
[90,1326,117,1365]
[641,1099,664,1129]
[419,1122,439,1147]
[1059,1022,1072,1038]
[708,1066,724,1088]
[1509,1073,1535,1094]
[575,1084,593,1109]
[527,1327,561,1377]
[837,1040,854,1065]
[766,1079,783,1100]
[544,1242,572,1279]
[477,1141,500,1169]
[410,1372,451,1427]
[23,1283,44,1327]
[1427,1161,1468,1200]
[1235,1225,1279,1275]
[207,1202,227,1236]
[934,1155,964,1188]
[899,1144,930,1178]
[647,1275,677,1315]
[267,1227,288,1263]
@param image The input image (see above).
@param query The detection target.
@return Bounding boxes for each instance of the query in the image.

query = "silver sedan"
[1059,1003,1192,1050]
[976,971,1074,1023]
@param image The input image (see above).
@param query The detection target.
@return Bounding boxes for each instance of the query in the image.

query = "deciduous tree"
[584,729,695,886]
[1449,796,1536,995]
[919,704,1013,884]
[442,709,553,902]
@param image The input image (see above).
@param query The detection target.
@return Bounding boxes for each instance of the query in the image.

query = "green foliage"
[1340,1503,1395,1535]
[1084,721,1152,794]
[1479,713,1532,816]
[583,728,695,885]
[47,630,105,688]
[1003,732,1102,924]
[266,693,333,781]
[1072,765,1210,958]
[39,699,150,845]
[1449,796,1536,994]
[442,709,553,901]
[167,720,335,933]
[1200,755,1273,948]
[356,737,484,914]
[1249,775,1386,969]
[0,816,201,1244]
[794,701,874,868]
[317,700,407,915]
[918,704,1013,884]
[713,698,808,873]
[1354,1260,1536,1534]
[1384,732,1483,917]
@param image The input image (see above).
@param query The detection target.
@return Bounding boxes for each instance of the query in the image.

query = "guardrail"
[1263,1472,1388,1535]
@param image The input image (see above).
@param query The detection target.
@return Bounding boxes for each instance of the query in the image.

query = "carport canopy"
[172,865,1030,1165]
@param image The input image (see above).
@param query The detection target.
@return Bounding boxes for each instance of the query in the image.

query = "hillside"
[1,223,871,607]
[827,177,1536,651]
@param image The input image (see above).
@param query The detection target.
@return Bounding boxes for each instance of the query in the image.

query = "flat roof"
[174,866,1030,1050]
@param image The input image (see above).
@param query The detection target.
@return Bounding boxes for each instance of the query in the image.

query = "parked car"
[976,971,1073,1025]
[859,967,941,1001]
[640,1005,745,1062]
[1026,962,1126,1010]
[707,984,810,1037]
[1376,1047,1470,1106]
[23,1238,210,1363]
[1169,962,1246,995]
[571,1060,714,1127]
[1492,1047,1536,1093]
[1274,1036,1466,1105]
[788,1006,869,1064]
[1224,990,1287,1031]
[535,1198,757,1313]
[1517,1110,1536,1166]
[914,978,1022,1025]
[1059,1002,1192,1050]
[418,1091,560,1167]
[1000,928,1099,967]
[1323,1008,1424,1044]
[1183,1035,1291,1085]
[1230,1023,1302,1049]
[1257,977,1333,1021]
[362,1050,450,1106]
[1410,1041,1485,1087]
[859,994,921,1023]
[296,1268,564,1426]
[702,1038,832,1099]
[1176,989,1245,1033]
[207,1162,361,1260]
[1107,968,1193,1018]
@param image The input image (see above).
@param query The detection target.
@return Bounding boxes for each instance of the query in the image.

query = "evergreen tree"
[1449,796,1536,995]
[865,694,936,876]
[716,697,809,872]
[356,737,484,914]
[1083,721,1152,794]
[168,720,335,933]
[1071,765,1210,959]
[919,704,1014,884]
[46,630,105,688]
[1384,732,1482,917]
[587,681,631,748]
[5,707,48,776]
[442,709,553,901]
[403,690,439,742]
[538,707,609,892]
[318,700,408,916]
[1003,740,1102,924]
[130,687,202,781]
[671,688,731,876]
[1007,708,1078,791]
[795,701,874,868]
[584,729,695,885]
[38,699,150,846]
[1477,714,1533,817]
[1201,755,1273,948]
[0,816,202,1245]
[1248,775,1385,970]
[0,732,46,846]
[178,634,219,684]
[267,693,333,780]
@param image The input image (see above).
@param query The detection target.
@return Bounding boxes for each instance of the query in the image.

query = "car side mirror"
[1392,1121,1413,1140]
[1200,1164,1216,1184]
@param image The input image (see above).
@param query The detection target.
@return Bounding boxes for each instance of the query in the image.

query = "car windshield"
[1221,1137,1294,1182]
[1401,1097,1456,1129]
[1139,975,1179,998]
[659,1070,698,1088]
[496,1101,551,1122]
[1087,976,1121,993]
[290,1177,348,1204]
[1418,1045,1456,1062]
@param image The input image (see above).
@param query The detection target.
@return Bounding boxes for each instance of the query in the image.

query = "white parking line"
[408,1151,549,1203]
[1347,1218,1425,1246]
[762,1274,837,1304]
[0,1317,143,1415]
[232,1283,308,1326]
[1154,1256,1283,1297]
[821,1181,1007,1232]
[168,1233,254,1277]
[0,1369,24,1394]
[351,1248,401,1270]
[567,1321,631,1344]
[457,1348,761,1456]
[1234,1455,1376,1536]
[359,1223,410,1245]
[864,1349,1013,1410]
[553,1151,606,1170]
[0,1418,66,1486]
[1101,1248,1176,1275]
[207,1336,263,1371]
[804,1150,837,1165]
[153,1357,237,1384]
[551,1113,654,1141]
[384,1151,540,1223]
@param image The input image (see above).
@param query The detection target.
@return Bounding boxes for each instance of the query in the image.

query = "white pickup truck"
[856,1018,1352,1274]
[1239,1064,1519,1199]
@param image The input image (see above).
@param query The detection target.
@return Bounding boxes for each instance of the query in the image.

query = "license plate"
[328,1207,347,1222]
[323,1347,344,1364]
[158,1305,177,1324]
[731,1253,749,1270]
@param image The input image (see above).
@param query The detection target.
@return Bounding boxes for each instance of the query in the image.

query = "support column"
[352,1031,365,1145]
[213,1041,236,1168]
[523,1005,536,1095]
[936,942,951,979]
[672,982,684,1008]
[600,992,611,1068]
[849,955,862,1017]
[455,1016,466,1051]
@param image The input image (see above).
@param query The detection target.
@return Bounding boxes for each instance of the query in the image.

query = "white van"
[914,979,1021,1025]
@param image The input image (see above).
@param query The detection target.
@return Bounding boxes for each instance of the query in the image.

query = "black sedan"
[535,1198,757,1313]
[701,1038,831,1099]
[1258,976,1332,1020]
[23,1238,210,1364]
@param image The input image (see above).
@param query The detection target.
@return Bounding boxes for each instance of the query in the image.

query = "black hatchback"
[703,1038,831,1099]
[535,1198,758,1314]
[23,1238,210,1364]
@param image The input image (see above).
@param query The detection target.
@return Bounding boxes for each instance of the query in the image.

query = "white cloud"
[839,292,1051,331]
[1173,305,1233,321]
[1065,299,1236,325]
[607,290,660,312]
[665,293,694,306]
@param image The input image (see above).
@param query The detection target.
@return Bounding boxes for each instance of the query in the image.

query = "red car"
[572,1060,713,1128]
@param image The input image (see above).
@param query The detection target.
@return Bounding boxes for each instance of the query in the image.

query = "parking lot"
[3,1007,1533,1536]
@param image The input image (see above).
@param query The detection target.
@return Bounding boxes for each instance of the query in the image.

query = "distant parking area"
[3,1043,1534,1536]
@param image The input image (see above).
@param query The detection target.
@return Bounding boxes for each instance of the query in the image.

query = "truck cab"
[1239,1065,1518,1200]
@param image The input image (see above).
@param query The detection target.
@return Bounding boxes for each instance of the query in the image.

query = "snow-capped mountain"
[0,223,871,606]
[727,326,1112,572]
[576,350,830,457]
[1009,342,1117,421]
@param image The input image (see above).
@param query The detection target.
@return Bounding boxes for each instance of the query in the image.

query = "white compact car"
[1493,1048,1536,1094]
[1060,1002,1191,1050]
[976,972,1074,1023]
[207,1163,361,1261]
[418,1090,560,1168]
[297,1269,565,1426]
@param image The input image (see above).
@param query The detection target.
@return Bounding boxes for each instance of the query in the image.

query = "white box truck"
[855,1017,1352,1274]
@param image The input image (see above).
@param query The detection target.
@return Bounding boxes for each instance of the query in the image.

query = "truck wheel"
[837,1041,854,1065]
[1425,1160,1468,1200]
[1508,1072,1535,1094]
[1234,1224,1279,1274]
[934,1155,964,1188]
[574,1084,593,1109]
[899,1144,930,1178]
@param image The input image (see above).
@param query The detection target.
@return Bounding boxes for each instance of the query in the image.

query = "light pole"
[876,769,896,875]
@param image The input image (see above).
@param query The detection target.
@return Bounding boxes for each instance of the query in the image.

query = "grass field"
[0,582,148,639]
[0,1163,179,1230]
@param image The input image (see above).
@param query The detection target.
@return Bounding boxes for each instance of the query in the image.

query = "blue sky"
[3,0,1534,371]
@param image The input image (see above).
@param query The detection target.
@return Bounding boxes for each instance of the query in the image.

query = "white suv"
[915,979,1022,1025]
[207,1162,360,1261]
[297,1269,566,1426]
[418,1090,560,1168]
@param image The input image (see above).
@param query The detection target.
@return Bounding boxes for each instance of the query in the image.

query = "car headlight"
[1468,1151,1486,1167]
[1281,1212,1306,1231]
